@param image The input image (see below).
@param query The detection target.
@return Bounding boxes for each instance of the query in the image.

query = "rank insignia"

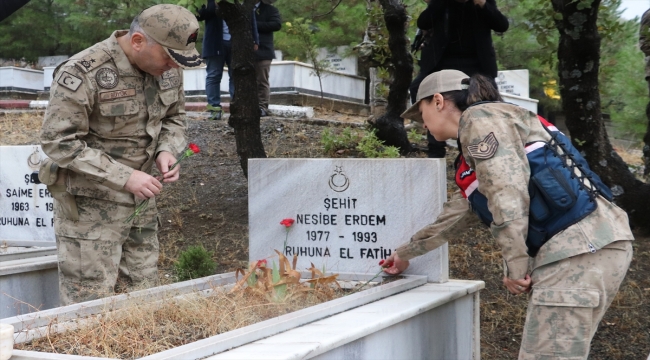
[96,68,119,89]
[57,71,83,92]
[467,132,499,159]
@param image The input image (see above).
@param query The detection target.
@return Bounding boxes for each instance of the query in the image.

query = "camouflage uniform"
[397,103,634,359]
[41,28,188,305]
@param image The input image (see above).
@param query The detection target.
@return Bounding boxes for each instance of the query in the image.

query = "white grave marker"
[0,146,55,243]
[317,46,358,75]
[495,69,529,98]
[248,159,449,282]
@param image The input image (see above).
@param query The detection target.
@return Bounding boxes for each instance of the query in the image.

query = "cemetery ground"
[1,110,649,359]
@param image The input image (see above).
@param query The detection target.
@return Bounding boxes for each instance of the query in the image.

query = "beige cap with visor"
[401,69,469,123]
[137,4,203,68]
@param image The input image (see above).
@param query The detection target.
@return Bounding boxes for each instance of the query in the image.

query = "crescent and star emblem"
[328,166,350,192]
[57,71,83,92]
[467,132,499,160]
[27,147,42,170]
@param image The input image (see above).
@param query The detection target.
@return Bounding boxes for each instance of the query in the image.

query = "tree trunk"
[219,0,266,178]
[551,0,650,230]
[372,0,412,154]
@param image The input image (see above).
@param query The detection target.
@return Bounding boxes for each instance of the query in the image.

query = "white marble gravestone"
[317,46,358,75]
[0,146,55,244]
[495,69,529,98]
[248,159,449,282]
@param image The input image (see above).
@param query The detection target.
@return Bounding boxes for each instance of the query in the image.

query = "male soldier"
[640,9,650,176]
[39,4,202,305]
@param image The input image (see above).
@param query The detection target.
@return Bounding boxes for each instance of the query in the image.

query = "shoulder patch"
[158,69,181,90]
[71,50,112,74]
[56,71,83,92]
[96,68,119,89]
[467,132,499,160]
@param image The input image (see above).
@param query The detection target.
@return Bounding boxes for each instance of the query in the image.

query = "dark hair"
[422,74,502,111]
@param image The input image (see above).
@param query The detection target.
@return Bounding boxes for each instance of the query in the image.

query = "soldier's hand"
[156,151,180,183]
[124,170,163,200]
[503,274,531,295]
[383,253,410,275]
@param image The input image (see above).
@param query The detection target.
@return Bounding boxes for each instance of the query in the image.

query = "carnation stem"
[283,230,289,255]
[353,268,384,294]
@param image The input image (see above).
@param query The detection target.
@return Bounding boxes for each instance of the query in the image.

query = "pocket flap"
[99,99,139,117]
[55,219,102,240]
[159,90,178,106]
[532,167,577,210]
[532,288,600,308]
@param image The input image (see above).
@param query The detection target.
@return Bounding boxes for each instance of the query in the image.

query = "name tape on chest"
[57,71,83,92]
[467,132,499,159]
[99,88,136,102]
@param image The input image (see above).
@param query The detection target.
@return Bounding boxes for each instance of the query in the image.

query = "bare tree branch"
[313,0,343,19]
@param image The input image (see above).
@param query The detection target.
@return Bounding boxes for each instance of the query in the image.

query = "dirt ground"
[1,111,649,359]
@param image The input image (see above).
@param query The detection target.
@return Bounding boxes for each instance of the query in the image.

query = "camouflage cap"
[137,4,202,68]
[401,69,469,123]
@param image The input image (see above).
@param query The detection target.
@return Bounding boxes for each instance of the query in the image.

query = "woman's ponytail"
[466,74,502,107]
[440,73,502,112]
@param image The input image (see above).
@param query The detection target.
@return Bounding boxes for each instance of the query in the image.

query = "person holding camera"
[410,0,508,158]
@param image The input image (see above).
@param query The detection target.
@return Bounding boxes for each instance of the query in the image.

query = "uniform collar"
[103,30,144,78]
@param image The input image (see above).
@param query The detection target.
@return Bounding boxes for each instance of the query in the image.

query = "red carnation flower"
[280,218,295,227]
[256,259,267,268]
[280,218,295,255]
[125,142,201,223]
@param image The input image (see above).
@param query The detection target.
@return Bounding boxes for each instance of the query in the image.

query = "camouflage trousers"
[53,195,160,306]
[519,240,633,360]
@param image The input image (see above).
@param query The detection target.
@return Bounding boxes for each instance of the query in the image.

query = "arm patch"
[57,71,83,92]
[467,132,499,159]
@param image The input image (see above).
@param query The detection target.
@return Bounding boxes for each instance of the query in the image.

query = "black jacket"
[417,0,508,78]
[254,2,281,60]
[0,0,30,22]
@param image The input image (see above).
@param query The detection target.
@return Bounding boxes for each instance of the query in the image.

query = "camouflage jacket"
[40,31,187,205]
[396,103,634,279]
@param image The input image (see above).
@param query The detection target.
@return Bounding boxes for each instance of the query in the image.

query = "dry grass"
[0,112,43,145]
[15,246,351,359]
[16,285,343,358]
[17,253,347,359]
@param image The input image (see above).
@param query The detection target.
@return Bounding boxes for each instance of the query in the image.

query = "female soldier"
[388,69,634,359]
